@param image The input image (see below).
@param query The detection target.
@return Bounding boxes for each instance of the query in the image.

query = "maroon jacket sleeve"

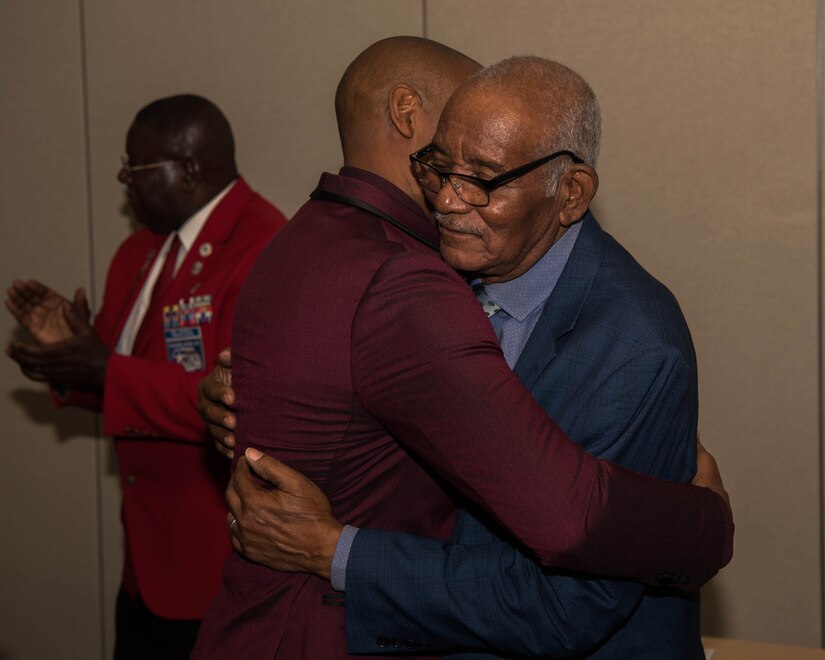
[350,252,733,588]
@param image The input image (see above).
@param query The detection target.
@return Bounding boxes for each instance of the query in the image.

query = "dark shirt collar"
[326,167,439,247]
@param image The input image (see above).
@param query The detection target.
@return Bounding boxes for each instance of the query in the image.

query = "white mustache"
[433,212,483,237]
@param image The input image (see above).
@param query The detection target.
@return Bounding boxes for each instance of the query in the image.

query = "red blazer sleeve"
[351,252,733,588]
[51,386,102,412]
[103,354,208,441]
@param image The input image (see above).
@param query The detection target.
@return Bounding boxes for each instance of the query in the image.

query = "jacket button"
[376,637,389,648]
[125,474,137,485]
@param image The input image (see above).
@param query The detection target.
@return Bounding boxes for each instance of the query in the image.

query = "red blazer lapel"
[130,178,252,357]
[95,233,166,351]
[173,177,254,297]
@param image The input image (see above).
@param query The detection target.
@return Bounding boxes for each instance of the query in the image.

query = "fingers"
[7,280,80,346]
[7,341,56,363]
[225,482,244,554]
[214,437,235,460]
[8,352,66,382]
[6,281,36,323]
[225,457,245,519]
[7,279,34,302]
[15,280,52,308]
[203,363,235,405]
[7,348,57,382]
[202,411,236,457]
[245,447,322,498]
[18,365,49,382]
[6,340,80,383]
[204,416,236,458]
[74,288,91,322]
[244,447,296,491]
[62,298,90,333]
[218,347,232,369]
[23,279,49,295]
[4,296,26,325]
[692,439,730,510]
[199,368,235,420]
[225,455,273,537]
[198,367,237,455]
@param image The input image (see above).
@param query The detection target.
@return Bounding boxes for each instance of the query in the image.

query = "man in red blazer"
[6,94,286,659]
[192,39,731,660]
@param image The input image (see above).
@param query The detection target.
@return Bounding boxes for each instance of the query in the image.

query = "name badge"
[165,326,206,372]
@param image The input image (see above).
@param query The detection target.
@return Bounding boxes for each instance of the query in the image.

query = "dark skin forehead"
[432,85,546,176]
[125,122,178,161]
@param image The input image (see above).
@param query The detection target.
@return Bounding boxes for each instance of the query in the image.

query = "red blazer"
[63,178,285,619]
[193,169,732,659]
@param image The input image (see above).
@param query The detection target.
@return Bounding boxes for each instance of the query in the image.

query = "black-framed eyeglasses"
[410,143,583,207]
[120,155,183,176]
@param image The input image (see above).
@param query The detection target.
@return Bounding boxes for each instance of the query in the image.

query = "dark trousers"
[114,588,201,660]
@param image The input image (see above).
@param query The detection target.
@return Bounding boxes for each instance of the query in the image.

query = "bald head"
[335,37,480,169]
[134,94,238,189]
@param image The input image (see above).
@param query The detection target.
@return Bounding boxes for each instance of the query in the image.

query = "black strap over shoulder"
[310,187,440,252]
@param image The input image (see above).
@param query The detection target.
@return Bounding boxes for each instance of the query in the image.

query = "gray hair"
[473,56,601,196]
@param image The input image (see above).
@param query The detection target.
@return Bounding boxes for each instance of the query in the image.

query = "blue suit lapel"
[514,213,604,390]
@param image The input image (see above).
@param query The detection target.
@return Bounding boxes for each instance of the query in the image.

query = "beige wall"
[0,0,820,657]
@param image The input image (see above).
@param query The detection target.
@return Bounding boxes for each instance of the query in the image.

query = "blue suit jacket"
[344,213,704,659]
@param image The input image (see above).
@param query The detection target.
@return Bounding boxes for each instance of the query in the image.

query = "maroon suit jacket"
[193,168,732,658]
[61,178,285,619]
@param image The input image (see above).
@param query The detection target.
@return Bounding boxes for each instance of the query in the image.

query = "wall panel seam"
[818,0,825,649]
[76,1,106,658]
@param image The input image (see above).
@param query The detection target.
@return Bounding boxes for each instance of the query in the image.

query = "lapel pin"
[191,261,203,276]
[199,242,213,258]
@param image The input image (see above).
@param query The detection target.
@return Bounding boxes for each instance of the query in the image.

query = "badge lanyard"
[309,188,440,253]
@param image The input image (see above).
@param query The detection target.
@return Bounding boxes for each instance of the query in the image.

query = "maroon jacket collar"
[313,167,441,250]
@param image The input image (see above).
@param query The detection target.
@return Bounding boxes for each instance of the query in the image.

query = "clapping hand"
[5,280,90,345]
[6,290,108,393]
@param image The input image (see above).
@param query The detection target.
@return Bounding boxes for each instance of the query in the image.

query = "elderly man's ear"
[181,158,202,193]
[558,165,598,228]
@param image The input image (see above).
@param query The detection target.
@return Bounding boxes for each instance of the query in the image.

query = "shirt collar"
[316,167,440,248]
[175,179,236,252]
[484,221,582,322]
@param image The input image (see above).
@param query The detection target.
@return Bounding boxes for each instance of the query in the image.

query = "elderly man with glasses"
[6,94,286,660]
[195,44,729,660]
[334,58,708,657]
